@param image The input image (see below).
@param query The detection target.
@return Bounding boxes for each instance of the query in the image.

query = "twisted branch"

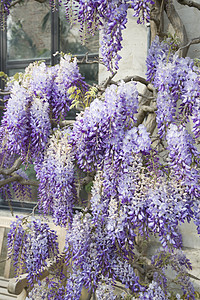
[178,36,200,51]
[0,174,39,187]
[0,158,22,175]
[176,0,200,10]
[164,0,188,57]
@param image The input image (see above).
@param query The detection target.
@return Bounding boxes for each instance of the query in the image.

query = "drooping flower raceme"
[131,0,154,24]
[7,216,59,286]
[147,37,200,139]
[70,81,139,172]
[100,1,128,71]
[35,129,76,226]
[146,36,171,82]
[63,0,154,71]
[166,124,200,197]
[50,55,87,121]
[64,211,142,300]
[0,56,87,163]
[0,81,32,158]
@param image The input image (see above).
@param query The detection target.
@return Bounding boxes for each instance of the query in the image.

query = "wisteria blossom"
[0,56,86,163]
[2,31,200,300]
[36,129,76,226]
[7,217,59,286]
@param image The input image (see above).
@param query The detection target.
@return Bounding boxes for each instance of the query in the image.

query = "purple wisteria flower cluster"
[131,0,154,24]
[146,36,200,138]
[64,211,143,299]
[63,0,154,71]
[166,124,200,197]
[3,33,200,299]
[0,56,86,163]
[7,216,59,286]
[70,81,139,172]
[35,129,76,226]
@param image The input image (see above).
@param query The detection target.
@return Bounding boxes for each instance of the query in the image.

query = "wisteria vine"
[0,13,200,300]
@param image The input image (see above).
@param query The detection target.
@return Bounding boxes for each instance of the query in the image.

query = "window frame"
[0,5,99,79]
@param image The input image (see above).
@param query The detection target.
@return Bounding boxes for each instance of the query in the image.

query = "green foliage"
[0,71,8,82]
[69,85,98,110]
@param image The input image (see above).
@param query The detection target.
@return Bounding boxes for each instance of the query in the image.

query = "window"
[0,0,99,83]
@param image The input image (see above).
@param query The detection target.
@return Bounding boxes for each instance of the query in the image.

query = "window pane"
[78,63,98,85]
[7,68,24,77]
[59,3,99,55]
[7,0,51,61]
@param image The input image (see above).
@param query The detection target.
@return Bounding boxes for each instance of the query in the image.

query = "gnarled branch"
[176,0,200,10]
[0,174,39,187]
[0,158,22,176]
[178,36,200,51]
[164,0,188,57]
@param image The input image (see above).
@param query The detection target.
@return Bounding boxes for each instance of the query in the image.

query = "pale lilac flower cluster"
[166,124,200,197]
[139,281,168,299]
[101,125,150,201]
[0,81,32,158]
[146,36,171,82]
[64,211,142,299]
[146,37,200,138]
[147,37,200,138]
[70,81,139,172]
[50,55,87,121]
[180,63,200,138]
[0,57,86,163]
[7,216,59,286]
[35,129,76,226]
[152,53,182,136]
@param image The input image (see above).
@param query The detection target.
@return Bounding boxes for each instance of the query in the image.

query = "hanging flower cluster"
[131,0,154,24]
[70,81,139,172]
[3,35,200,299]
[0,56,86,163]
[166,124,200,197]
[35,129,76,226]
[146,36,200,138]
[64,0,154,71]
[7,216,59,286]
[64,211,143,299]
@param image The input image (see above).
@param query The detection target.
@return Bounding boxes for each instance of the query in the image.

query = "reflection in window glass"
[78,63,98,85]
[7,0,51,61]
